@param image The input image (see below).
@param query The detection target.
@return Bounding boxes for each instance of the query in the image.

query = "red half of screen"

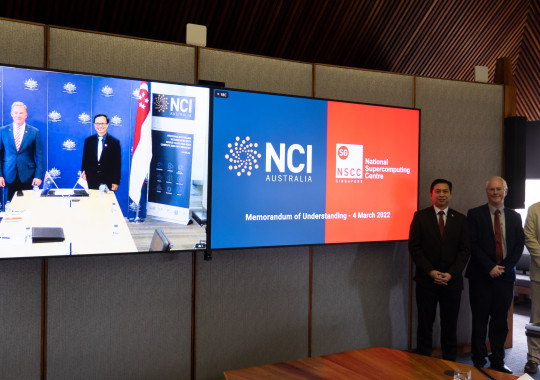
[325,101,420,243]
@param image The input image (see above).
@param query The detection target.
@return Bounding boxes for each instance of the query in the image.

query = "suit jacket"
[465,204,525,283]
[409,206,470,290]
[0,123,44,183]
[81,133,121,190]
[524,202,540,281]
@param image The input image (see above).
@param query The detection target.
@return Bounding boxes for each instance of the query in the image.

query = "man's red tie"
[15,126,22,151]
[438,211,445,237]
[494,209,503,264]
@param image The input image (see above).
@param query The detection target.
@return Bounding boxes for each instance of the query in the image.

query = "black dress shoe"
[525,360,538,374]
[489,363,512,374]
[473,361,486,368]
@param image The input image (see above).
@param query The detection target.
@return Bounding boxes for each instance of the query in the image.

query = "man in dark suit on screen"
[466,176,524,374]
[81,114,121,191]
[409,178,470,362]
[0,101,44,201]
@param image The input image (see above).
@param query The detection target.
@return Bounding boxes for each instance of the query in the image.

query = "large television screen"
[0,64,209,258]
[209,89,420,249]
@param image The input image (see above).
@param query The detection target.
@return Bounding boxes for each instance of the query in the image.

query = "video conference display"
[0,64,420,258]
[210,89,420,249]
[0,65,209,258]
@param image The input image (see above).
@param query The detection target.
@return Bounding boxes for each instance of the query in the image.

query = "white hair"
[485,176,508,190]
[11,101,27,112]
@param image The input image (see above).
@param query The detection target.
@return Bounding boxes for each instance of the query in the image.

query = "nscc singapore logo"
[225,136,261,177]
[336,143,363,183]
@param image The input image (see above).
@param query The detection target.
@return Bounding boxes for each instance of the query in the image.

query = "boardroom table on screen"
[0,189,137,258]
[223,346,518,380]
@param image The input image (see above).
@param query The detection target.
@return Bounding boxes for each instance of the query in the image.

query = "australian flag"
[42,171,58,195]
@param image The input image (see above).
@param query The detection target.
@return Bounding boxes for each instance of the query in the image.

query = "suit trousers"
[6,174,32,201]
[528,281,540,363]
[468,277,514,366]
[416,283,462,361]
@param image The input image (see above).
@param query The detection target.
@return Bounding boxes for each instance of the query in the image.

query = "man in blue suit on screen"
[0,101,44,201]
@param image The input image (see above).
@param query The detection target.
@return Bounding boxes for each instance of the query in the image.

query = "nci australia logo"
[225,136,261,177]
[225,136,313,183]
[152,94,196,120]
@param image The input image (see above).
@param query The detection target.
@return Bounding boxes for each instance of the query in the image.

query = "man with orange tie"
[466,176,524,374]
[409,179,470,362]
[0,101,44,202]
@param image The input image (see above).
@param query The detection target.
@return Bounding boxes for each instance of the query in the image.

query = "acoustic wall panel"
[415,78,504,212]
[0,19,45,68]
[311,67,413,356]
[413,78,503,348]
[311,242,410,356]
[0,259,42,380]
[46,254,193,380]
[199,48,312,96]
[315,65,414,108]
[196,248,309,380]
[49,28,196,84]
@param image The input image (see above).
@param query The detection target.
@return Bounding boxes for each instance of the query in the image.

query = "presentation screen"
[0,64,209,259]
[210,89,420,249]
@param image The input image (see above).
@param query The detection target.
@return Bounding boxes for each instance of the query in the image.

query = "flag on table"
[128,81,152,221]
[42,171,59,195]
[74,171,89,192]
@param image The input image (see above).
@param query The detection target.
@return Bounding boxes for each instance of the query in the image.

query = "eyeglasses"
[94,122,108,126]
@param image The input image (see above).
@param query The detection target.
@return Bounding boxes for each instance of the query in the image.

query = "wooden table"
[224,346,518,379]
[0,189,137,257]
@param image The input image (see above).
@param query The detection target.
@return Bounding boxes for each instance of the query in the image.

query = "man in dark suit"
[466,176,524,374]
[0,101,44,201]
[409,179,470,361]
[81,114,121,191]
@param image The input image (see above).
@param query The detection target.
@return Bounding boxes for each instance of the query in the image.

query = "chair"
[149,229,172,252]
[515,247,531,299]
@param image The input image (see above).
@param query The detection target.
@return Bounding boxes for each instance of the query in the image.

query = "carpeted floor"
[456,300,535,378]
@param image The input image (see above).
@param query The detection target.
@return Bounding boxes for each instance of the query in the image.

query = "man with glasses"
[81,114,121,191]
[0,101,44,201]
[466,176,524,374]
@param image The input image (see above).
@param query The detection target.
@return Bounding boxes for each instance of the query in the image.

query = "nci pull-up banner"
[210,90,420,249]
[147,83,209,224]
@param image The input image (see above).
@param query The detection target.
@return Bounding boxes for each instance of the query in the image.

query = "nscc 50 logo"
[336,143,363,180]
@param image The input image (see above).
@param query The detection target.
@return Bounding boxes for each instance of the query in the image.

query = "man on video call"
[0,101,44,201]
[408,178,470,362]
[81,114,121,191]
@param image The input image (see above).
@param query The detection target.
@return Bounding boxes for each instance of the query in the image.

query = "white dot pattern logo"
[225,136,261,176]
